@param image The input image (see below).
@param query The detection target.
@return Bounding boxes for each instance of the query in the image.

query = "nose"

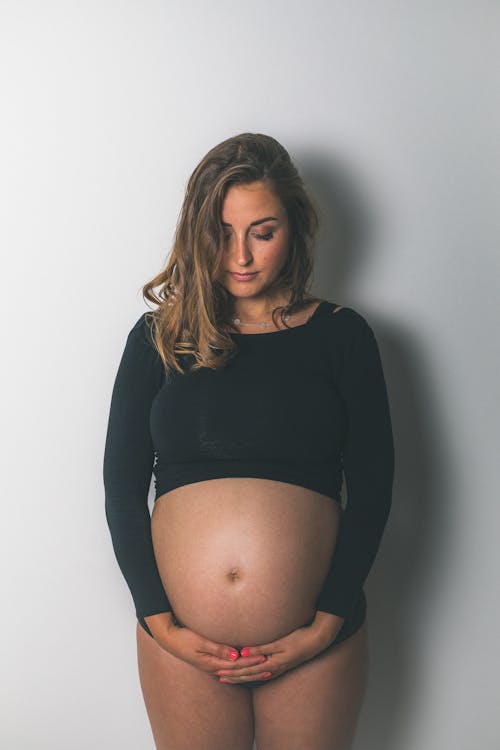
[228,235,254,266]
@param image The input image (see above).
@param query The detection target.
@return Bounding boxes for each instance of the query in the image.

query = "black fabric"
[103,300,394,623]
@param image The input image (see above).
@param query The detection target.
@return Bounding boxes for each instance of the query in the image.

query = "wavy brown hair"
[141,132,320,377]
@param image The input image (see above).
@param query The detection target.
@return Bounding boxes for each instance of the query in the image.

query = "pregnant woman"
[103,132,395,750]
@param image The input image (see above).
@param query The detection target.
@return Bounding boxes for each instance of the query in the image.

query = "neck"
[230,292,291,322]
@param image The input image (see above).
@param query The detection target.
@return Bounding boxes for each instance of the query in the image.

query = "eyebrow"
[221,216,279,227]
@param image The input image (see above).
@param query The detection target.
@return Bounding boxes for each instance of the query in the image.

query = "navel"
[227,566,241,582]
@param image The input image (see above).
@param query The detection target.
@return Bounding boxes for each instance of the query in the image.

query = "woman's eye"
[223,231,274,241]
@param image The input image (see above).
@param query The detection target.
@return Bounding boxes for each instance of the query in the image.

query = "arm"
[103,312,172,625]
[204,309,395,680]
[315,308,395,627]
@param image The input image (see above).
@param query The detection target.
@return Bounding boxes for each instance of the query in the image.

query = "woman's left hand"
[216,612,344,684]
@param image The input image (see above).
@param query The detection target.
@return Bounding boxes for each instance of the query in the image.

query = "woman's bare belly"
[151,478,342,647]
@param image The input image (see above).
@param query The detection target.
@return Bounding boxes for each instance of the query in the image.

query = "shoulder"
[323,302,374,338]
[122,312,162,369]
[320,304,386,384]
[115,312,164,387]
[127,311,156,348]
[320,303,382,371]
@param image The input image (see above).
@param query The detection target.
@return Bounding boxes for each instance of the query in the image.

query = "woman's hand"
[152,621,268,678]
[215,612,345,684]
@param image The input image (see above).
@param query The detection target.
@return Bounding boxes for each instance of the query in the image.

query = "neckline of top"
[228,299,333,337]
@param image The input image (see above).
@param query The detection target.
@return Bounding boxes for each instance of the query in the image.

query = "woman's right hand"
[145,614,268,678]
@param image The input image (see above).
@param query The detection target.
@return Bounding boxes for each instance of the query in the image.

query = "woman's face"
[215,181,290,301]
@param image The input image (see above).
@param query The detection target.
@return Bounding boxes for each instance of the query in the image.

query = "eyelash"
[224,231,274,241]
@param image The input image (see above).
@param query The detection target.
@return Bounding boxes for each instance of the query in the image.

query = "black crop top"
[103,300,395,623]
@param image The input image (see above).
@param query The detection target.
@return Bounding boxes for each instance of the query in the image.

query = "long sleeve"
[103,313,172,620]
[316,309,395,617]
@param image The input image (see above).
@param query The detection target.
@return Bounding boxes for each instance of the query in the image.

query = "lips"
[230,272,258,281]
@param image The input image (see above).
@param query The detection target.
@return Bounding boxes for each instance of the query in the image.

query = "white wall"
[1,2,499,748]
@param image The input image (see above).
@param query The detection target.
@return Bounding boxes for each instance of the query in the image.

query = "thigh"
[136,621,255,750]
[251,618,370,750]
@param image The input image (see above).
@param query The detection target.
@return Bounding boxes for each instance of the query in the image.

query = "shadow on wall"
[298,150,452,750]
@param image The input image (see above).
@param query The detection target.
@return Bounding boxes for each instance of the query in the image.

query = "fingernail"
[229,649,239,660]
[240,647,250,657]
[263,672,272,679]
[258,657,267,664]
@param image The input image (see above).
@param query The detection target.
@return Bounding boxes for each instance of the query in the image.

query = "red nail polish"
[240,647,250,657]
[229,649,238,660]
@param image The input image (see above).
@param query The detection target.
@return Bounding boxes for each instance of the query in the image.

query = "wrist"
[310,610,345,648]
[143,611,176,640]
